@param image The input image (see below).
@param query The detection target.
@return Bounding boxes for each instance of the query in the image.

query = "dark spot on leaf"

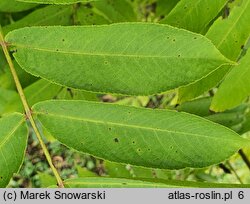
[56,49,59,51]
[137,148,141,152]
[132,141,136,144]
[0,176,2,179]
[178,54,181,57]
[175,150,178,153]
[193,37,197,40]
[173,39,176,42]
[62,39,65,42]
[122,183,127,185]
[148,148,151,151]
[241,45,244,49]
[108,127,112,131]
[104,61,109,65]
[114,138,119,143]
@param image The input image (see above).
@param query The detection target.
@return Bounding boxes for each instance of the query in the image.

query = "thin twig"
[239,149,250,171]
[0,25,64,188]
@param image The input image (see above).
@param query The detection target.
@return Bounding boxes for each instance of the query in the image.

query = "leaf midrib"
[36,111,241,142]
[12,43,229,62]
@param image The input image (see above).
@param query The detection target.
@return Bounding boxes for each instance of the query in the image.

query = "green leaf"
[0,50,7,73]
[211,50,250,112]
[3,79,61,114]
[6,23,233,95]
[176,97,212,117]
[33,100,248,169]
[77,166,97,177]
[37,172,57,188]
[177,65,230,103]
[76,4,110,25]
[0,88,17,115]
[76,0,137,25]
[64,177,177,188]
[0,0,36,12]
[56,88,98,101]
[18,0,99,4]
[176,97,248,131]
[105,161,172,180]
[177,0,250,103]
[0,113,28,187]
[206,0,250,61]
[64,177,250,188]
[156,0,180,19]
[160,0,228,33]
[0,60,37,90]
[91,0,137,22]
[239,111,250,135]
[2,5,74,35]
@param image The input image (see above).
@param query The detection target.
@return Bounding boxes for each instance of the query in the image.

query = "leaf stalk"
[0,25,64,188]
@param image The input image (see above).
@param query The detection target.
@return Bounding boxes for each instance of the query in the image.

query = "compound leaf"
[3,5,74,35]
[33,100,248,170]
[6,23,232,95]
[0,0,36,12]
[0,113,28,187]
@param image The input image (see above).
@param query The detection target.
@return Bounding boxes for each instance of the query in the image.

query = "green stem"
[0,26,64,188]
[239,149,250,171]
